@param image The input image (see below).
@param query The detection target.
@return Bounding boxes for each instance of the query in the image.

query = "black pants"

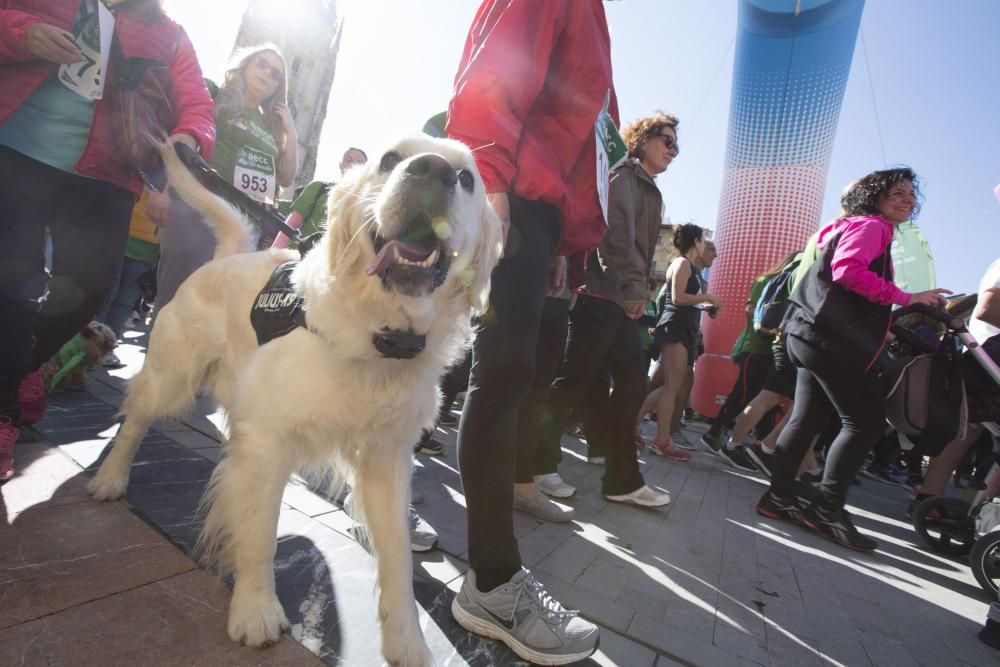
[708,351,772,436]
[519,297,570,479]
[415,350,472,448]
[770,335,886,506]
[457,196,560,585]
[547,295,646,496]
[0,146,133,420]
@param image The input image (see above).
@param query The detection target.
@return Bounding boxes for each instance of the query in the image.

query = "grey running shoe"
[671,430,698,450]
[534,472,576,498]
[451,568,600,665]
[342,492,438,552]
[586,456,605,465]
[513,491,575,523]
[699,433,725,455]
[408,505,439,552]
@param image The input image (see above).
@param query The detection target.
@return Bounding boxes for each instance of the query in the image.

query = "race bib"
[594,90,627,224]
[234,146,277,204]
[58,2,114,100]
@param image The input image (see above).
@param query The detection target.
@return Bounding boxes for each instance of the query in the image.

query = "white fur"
[88,135,503,665]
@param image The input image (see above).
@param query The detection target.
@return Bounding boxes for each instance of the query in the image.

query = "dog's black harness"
[249,261,426,359]
[250,260,307,346]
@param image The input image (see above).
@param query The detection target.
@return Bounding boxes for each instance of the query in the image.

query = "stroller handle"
[892,302,967,333]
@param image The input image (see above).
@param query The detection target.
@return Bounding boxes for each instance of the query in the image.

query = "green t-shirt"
[124,237,158,264]
[740,275,772,355]
[290,180,334,241]
[211,107,282,212]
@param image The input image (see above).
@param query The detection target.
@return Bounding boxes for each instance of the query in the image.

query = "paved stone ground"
[3,325,998,666]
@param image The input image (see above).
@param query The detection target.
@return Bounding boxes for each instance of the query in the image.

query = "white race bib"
[58,2,114,101]
[594,90,627,224]
[234,146,277,204]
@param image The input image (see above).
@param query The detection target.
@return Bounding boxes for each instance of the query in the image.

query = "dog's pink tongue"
[365,241,398,276]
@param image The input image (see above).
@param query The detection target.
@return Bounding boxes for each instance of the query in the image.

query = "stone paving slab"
[0,570,322,666]
[8,326,1000,666]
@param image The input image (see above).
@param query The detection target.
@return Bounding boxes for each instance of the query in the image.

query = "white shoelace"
[512,571,578,623]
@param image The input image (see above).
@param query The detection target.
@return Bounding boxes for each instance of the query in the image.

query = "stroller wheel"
[913,496,975,556]
[970,530,1000,600]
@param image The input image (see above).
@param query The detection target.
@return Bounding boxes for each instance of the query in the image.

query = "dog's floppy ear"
[467,202,505,314]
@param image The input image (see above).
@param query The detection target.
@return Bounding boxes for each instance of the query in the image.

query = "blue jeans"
[97,254,158,338]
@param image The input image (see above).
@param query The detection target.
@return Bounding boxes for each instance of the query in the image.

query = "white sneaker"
[605,485,671,507]
[533,473,576,498]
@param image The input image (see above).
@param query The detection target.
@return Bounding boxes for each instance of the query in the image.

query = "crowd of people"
[2,0,998,664]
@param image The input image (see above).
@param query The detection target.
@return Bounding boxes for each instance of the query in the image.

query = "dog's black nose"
[406,153,458,188]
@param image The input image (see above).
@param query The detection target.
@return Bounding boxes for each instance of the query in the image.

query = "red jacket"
[0,0,215,194]
[446,0,618,258]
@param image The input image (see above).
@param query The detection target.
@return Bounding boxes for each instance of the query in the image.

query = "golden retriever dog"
[88,136,503,665]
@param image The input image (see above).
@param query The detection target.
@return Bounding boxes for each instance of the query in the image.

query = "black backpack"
[752,258,801,340]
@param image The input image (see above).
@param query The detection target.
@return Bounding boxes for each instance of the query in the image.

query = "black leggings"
[0,146,133,420]
[770,335,886,506]
[457,195,560,589]
[708,351,771,436]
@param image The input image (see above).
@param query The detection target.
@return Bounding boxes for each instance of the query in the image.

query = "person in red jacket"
[445,1,613,662]
[0,0,215,479]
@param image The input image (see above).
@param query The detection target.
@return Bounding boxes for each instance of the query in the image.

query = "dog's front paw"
[227,588,289,648]
[87,469,128,501]
[382,623,432,667]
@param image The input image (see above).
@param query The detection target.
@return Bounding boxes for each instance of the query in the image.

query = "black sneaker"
[804,501,878,552]
[800,468,823,484]
[414,438,444,456]
[699,434,725,455]
[438,411,458,427]
[745,444,774,478]
[756,488,814,528]
[719,445,756,472]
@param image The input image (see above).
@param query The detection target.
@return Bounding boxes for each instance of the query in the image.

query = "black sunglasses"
[655,133,679,153]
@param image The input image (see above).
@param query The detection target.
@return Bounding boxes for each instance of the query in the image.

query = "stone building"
[234,0,342,189]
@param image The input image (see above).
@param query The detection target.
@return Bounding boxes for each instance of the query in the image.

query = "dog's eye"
[379,151,403,172]
[457,169,475,192]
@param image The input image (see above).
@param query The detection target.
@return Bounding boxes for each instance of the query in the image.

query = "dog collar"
[373,329,426,359]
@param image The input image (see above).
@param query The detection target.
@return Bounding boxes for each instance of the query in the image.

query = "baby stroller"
[892,301,1000,598]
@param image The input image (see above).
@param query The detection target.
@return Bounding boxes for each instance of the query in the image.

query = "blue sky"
[172,0,999,293]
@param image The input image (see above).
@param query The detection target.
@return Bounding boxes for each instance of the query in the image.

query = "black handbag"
[782,231,893,370]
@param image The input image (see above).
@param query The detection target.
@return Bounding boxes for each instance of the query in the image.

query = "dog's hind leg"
[200,435,292,647]
[88,349,204,501]
[355,446,432,667]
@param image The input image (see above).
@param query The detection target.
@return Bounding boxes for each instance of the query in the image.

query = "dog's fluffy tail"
[159,142,254,260]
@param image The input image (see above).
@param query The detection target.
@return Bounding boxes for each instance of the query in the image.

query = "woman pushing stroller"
[756,167,951,552]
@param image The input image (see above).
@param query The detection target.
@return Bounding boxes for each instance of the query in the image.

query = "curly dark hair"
[840,167,921,220]
[621,111,679,161]
[672,223,704,254]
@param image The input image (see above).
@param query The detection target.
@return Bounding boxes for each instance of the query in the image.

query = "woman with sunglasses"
[544,112,682,507]
[154,43,298,315]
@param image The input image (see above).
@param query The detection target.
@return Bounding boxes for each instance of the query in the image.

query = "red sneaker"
[18,369,47,425]
[0,417,17,481]
[650,437,691,462]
